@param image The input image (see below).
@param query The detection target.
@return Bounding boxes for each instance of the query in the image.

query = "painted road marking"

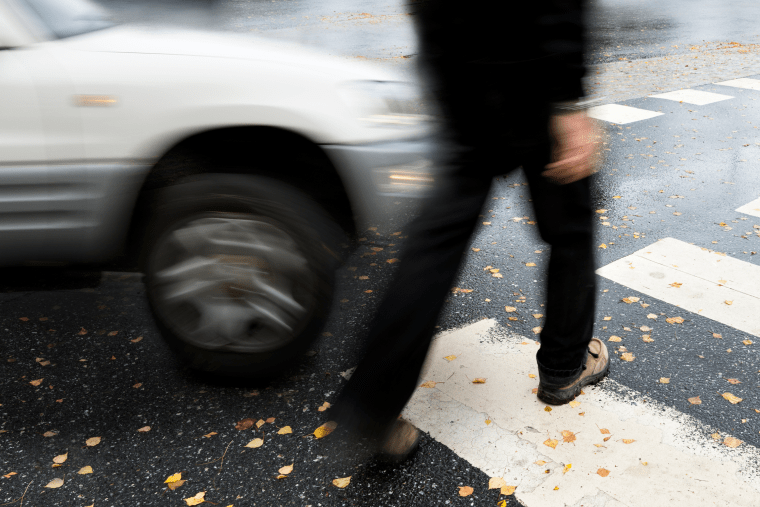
[587,104,663,125]
[403,319,760,507]
[736,196,760,218]
[596,237,760,337]
[715,78,760,91]
[649,89,733,105]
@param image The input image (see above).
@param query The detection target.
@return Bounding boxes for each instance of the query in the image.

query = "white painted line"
[587,104,663,125]
[403,319,760,507]
[649,89,733,105]
[596,237,760,336]
[715,78,760,91]
[736,196,760,218]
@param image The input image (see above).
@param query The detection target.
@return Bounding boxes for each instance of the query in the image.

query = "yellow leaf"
[203,432,217,438]
[245,438,264,448]
[722,393,742,404]
[137,426,151,433]
[332,476,351,488]
[621,353,635,362]
[608,336,622,342]
[563,464,572,474]
[419,381,437,388]
[277,426,293,435]
[29,378,44,386]
[647,314,658,319]
[86,436,101,447]
[444,355,457,361]
[659,378,670,384]
[686,396,701,405]
[743,340,753,345]
[318,401,331,412]
[612,195,622,199]
[724,437,743,448]
[543,438,558,449]
[599,243,607,249]
[532,326,542,335]
[712,333,722,339]
[544,406,552,412]
[488,477,506,490]
[313,421,338,439]
[472,378,486,384]
[597,468,610,477]
[165,473,182,483]
[533,314,543,319]
[670,282,682,288]
[504,306,517,313]
[534,460,547,466]
[600,428,610,434]
[278,464,293,475]
[554,486,560,490]
[485,419,492,425]
[53,453,68,464]
[561,430,576,443]
[184,491,206,506]
[622,439,636,444]
[45,478,64,488]
[276,474,288,480]
[471,248,480,252]
[594,444,605,448]
[458,486,474,497]
[727,378,741,385]
[642,335,654,343]
[596,209,608,213]
[622,296,640,304]
[498,500,508,507]
[255,419,265,429]
[492,273,503,278]
[666,316,684,324]
[711,432,721,441]
[526,263,537,267]
[569,401,581,408]
[603,316,612,321]
[725,300,733,305]
[78,466,93,475]
[528,374,536,378]
[386,258,400,264]
[501,485,516,496]
[168,479,186,491]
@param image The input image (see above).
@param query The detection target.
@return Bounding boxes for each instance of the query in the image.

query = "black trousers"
[332,32,596,437]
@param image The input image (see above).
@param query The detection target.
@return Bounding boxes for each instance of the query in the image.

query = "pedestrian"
[330,0,609,463]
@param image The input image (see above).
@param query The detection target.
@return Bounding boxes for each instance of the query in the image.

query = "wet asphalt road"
[3,1,760,506]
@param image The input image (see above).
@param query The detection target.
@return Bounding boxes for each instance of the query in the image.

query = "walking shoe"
[537,338,610,405]
[376,418,421,464]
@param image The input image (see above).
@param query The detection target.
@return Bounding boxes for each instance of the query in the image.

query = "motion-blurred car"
[0,0,434,376]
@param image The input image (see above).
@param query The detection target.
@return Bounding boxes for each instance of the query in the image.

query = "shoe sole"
[537,359,610,406]
[376,429,421,465]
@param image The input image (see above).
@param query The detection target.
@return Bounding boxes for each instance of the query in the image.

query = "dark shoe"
[537,338,610,405]
[376,418,421,464]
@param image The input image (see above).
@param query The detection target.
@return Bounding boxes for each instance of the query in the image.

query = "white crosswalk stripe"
[649,89,734,105]
[715,78,760,91]
[736,196,760,218]
[596,237,760,337]
[403,319,760,507]
[587,104,663,124]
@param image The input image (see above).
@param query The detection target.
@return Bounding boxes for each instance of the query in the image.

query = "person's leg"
[523,160,596,379]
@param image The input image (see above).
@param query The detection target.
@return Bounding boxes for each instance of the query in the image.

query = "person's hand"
[543,111,603,185]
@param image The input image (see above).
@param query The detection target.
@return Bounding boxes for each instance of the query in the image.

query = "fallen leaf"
[471,248,480,252]
[620,353,635,362]
[255,419,265,429]
[19,317,29,321]
[533,314,544,319]
[108,331,118,336]
[245,438,264,448]
[165,473,182,483]
[532,326,542,335]
[29,378,44,386]
[531,388,538,394]
[501,485,516,496]
[569,401,581,408]
[647,314,658,319]
[640,326,652,332]
[666,316,684,324]
[386,258,400,264]
[727,378,741,385]
[563,464,572,474]
[600,428,610,434]
[688,396,702,405]
[184,491,206,506]
[168,479,186,491]
[203,432,217,438]
[278,464,293,475]
[451,288,473,294]
[642,335,654,343]
[43,431,57,437]
[313,421,338,439]
[133,383,142,388]
[660,378,670,384]
[458,486,474,497]
[86,436,101,447]
[526,262,537,267]
[137,426,151,433]
[472,378,486,384]
[333,476,351,488]
[561,430,576,443]
[724,437,743,448]
[743,340,753,345]
[608,336,622,342]
[444,355,457,361]
[420,381,437,388]
[78,328,87,335]
[504,306,517,313]
[622,439,636,444]
[53,452,68,464]
[488,477,507,490]
[78,466,93,475]
[597,468,610,477]
[713,333,722,339]
[276,474,288,480]
[45,478,64,488]
[3,472,17,478]
[599,243,607,249]
[544,439,558,449]
[622,297,640,304]
[722,393,742,404]
[130,336,143,343]
[277,426,293,435]
[266,417,275,424]
[544,406,552,412]
[235,418,254,431]
[485,419,492,425]
[318,401,331,412]
[670,282,682,288]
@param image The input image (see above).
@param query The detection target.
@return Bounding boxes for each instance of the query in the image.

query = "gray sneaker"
[537,338,610,405]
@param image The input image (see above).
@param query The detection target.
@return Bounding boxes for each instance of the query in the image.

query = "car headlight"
[338,80,429,127]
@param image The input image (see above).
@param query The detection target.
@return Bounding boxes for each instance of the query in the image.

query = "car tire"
[143,174,343,378]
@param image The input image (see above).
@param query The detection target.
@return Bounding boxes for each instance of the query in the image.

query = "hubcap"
[149,215,314,353]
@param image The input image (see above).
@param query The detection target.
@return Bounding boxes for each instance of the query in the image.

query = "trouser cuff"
[536,351,586,387]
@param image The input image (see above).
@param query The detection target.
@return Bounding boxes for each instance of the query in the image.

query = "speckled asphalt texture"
[3,1,760,506]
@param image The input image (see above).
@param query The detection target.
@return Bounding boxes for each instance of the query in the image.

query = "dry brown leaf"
[168,479,186,491]
[544,406,552,412]
[526,263,537,267]
[532,326,542,335]
[43,431,57,437]
[472,378,486,384]
[255,419,265,429]
[488,477,507,490]
[313,421,338,439]
[78,328,87,335]
[78,466,93,475]
[184,491,206,506]
[533,314,544,319]
[660,378,670,384]
[603,316,612,321]
[711,432,721,441]
[688,396,702,405]
[53,453,68,464]
[245,438,264,448]
[165,473,182,483]
[543,439,558,449]
[603,436,611,442]
[419,381,437,388]
[137,426,151,433]
[444,355,457,361]
[608,336,622,342]
[723,393,742,404]
[713,333,722,339]
[333,476,351,488]
[3,472,17,478]
[622,297,640,304]
[561,430,576,443]
[278,464,293,475]
[108,331,118,336]
[724,437,743,448]
[458,486,474,497]
[277,426,292,435]
[620,353,635,362]
[642,335,654,343]
[743,340,753,345]
[131,336,143,343]
[235,418,254,431]
[622,439,636,444]
[45,478,64,488]
[599,243,607,249]
[725,300,733,305]
[86,436,101,447]
[133,383,142,388]
[203,432,217,438]
[666,316,684,324]
[597,468,610,477]
[504,306,517,313]
[29,378,44,386]
[600,428,611,434]
[266,417,275,424]
[318,401,331,412]
[727,378,741,385]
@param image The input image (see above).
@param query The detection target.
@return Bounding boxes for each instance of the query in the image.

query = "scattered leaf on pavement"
[647,314,657,319]
[313,421,337,439]
[137,426,151,433]
[569,401,581,408]
[458,486,473,497]
[420,381,437,388]
[600,428,610,434]
[45,478,64,488]
[29,378,44,386]
[333,476,351,488]
[561,430,576,443]
[543,439,558,449]
[723,393,742,404]
[504,306,516,313]
[501,485,516,496]
[255,419,265,429]
[317,401,330,412]
[620,353,635,362]
[608,336,622,342]
[622,439,636,444]
[235,418,254,431]
[53,453,68,464]
[622,297,640,304]
[278,464,293,475]
[245,438,263,448]
[43,431,57,437]
[184,491,206,506]
[488,477,506,490]
[597,469,610,477]
[85,437,101,447]
[727,379,741,385]
[277,426,292,435]
[165,473,182,483]
[168,479,186,491]
[472,378,486,384]
[532,327,542,334]
[713,333,722,339]
[660,378,670,384]
[666,317,684,324]
[203,432,217,438]
[688,396,701,405]
[78,466,93,475]
[723,437,743,448]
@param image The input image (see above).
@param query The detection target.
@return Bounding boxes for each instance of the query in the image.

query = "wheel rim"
[148,214,315,353]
